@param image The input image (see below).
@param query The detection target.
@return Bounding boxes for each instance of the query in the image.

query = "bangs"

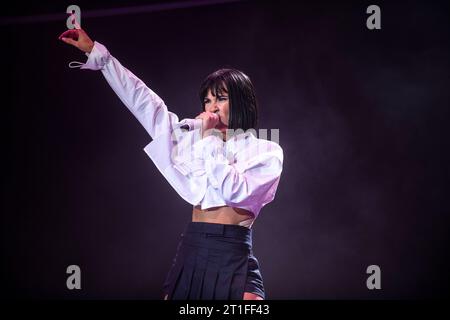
[209,80,228,97]
[199,75,228,105]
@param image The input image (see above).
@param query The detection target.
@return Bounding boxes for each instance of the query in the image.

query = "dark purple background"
[2,0,449,299]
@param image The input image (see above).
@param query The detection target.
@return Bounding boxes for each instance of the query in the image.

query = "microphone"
[176,118,196,131]
[177,112,219,131]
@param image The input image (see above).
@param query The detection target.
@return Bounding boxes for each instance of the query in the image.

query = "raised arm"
[59,28,183,140]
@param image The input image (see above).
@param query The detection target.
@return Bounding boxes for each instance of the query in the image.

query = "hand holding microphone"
[195,111,220,138]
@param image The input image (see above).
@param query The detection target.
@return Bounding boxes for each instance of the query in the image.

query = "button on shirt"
[76,41,284,226]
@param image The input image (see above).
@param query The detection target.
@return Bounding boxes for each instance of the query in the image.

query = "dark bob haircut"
[199,68,258,131]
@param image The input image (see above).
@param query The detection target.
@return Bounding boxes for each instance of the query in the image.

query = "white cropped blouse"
[74,41,284,228]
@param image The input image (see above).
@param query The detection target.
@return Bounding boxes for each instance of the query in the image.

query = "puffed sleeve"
[188,134,284,210]
[79,41,181,140]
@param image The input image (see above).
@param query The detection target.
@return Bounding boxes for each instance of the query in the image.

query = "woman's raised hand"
[58,28,94,53]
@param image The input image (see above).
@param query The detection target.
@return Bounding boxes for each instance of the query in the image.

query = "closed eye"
[204,96,228,104]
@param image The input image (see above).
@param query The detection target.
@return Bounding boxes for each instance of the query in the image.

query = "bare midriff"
[192,205,254,226]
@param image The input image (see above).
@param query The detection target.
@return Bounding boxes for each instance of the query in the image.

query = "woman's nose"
[208,103,219,113]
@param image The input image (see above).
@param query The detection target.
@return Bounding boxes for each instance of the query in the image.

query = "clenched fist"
[195,111,221,139]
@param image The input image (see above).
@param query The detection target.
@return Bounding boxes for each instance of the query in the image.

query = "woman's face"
[203,88,230,135]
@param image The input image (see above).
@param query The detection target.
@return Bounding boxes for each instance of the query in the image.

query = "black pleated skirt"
[162,221,265,300]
